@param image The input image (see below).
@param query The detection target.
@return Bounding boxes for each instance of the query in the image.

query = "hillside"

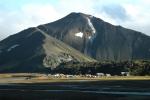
[0,27,95,72]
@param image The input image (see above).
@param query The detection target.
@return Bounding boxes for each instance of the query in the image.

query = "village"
[29,72,130,79]
[54,72,128,78]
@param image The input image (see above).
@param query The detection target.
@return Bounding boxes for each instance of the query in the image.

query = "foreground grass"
[0,73,150,100]
[0,73,150,83]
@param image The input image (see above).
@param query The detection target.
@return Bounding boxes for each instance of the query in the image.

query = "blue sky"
[0,0,150,40]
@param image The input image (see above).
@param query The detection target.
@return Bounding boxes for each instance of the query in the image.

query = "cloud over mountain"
[0,0,150,40]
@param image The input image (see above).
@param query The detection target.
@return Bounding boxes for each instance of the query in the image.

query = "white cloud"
[0,0,150,40]
[0,3,61,40]
[57,0,95,14]
[93,1,150,35]
[121,3,150,34]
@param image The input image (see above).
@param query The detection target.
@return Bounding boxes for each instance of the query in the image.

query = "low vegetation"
[52,60,150,76]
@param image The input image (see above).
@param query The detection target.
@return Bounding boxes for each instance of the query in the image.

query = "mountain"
[1,12,150,72]
[38,12,150,61]
[0,27,95,72]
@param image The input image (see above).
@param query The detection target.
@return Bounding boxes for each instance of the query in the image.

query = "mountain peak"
[40,12,150,61]
[1,12,150,72]
[67,12,86,16]
[66,12,94,19]
[40,12,97,53]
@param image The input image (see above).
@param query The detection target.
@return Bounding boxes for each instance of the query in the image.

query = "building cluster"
[24,71,130,80]
[42,72,130,78]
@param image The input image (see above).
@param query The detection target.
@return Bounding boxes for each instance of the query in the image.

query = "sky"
[0,0,150,40]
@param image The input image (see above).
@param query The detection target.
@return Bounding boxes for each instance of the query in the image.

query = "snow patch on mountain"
[86,17,97,42]
[75,32,83,38]
[87,18,96,33]
[88,36,92,39]
[7,44,19,52]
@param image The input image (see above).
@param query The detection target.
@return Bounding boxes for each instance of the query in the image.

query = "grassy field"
[1,73,150,82]
[0,73,150,100]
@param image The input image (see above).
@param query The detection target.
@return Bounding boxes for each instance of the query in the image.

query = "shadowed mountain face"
[38,12,150,61]
[0,27,95,72]
[0,12,150,72]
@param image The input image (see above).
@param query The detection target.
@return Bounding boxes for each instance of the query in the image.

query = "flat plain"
[0,73,150,100]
